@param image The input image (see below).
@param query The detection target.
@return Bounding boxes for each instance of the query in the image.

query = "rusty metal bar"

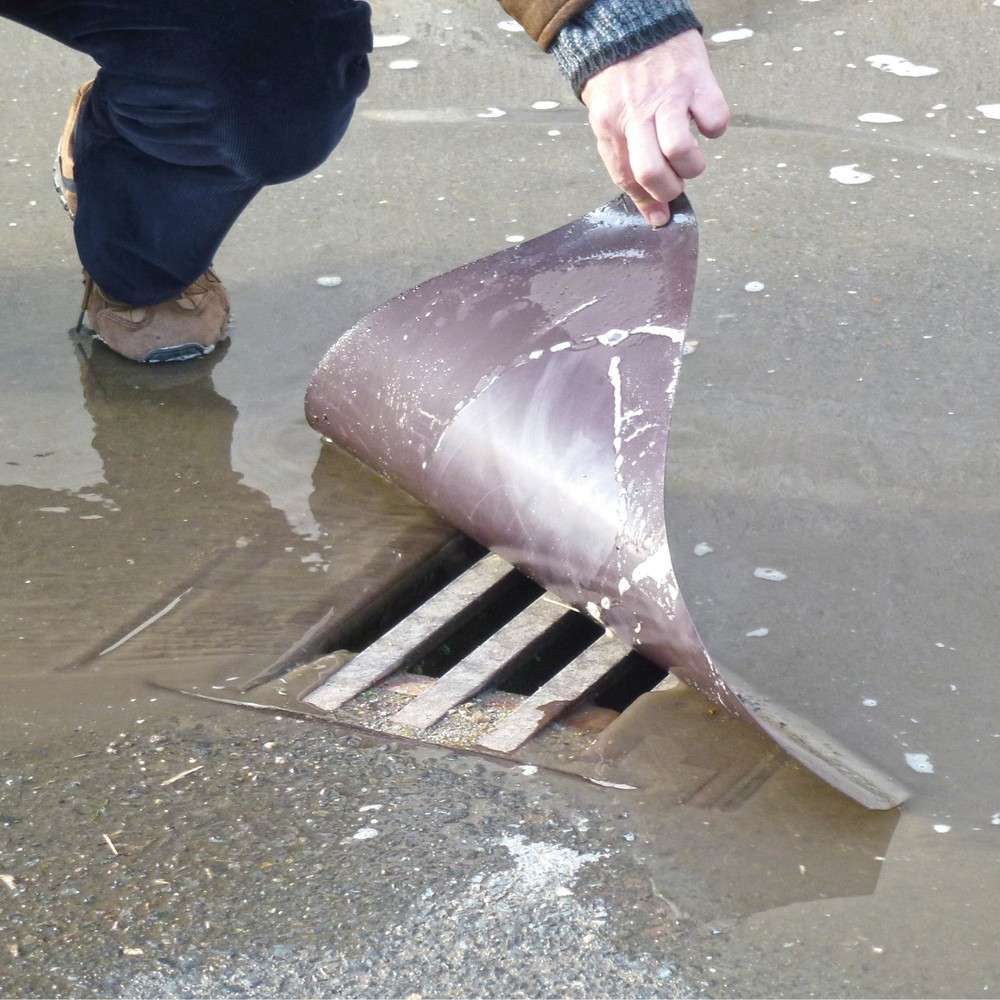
[303,553,515,712]
[475,630,630,753]
[390,596,569,731]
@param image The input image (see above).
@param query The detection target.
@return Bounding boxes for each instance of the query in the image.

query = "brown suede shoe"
[79,269,231,364]
[57,81,232,364]
[54,80,92,219]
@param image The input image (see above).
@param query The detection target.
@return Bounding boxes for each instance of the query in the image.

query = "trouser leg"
[1,0,372,305]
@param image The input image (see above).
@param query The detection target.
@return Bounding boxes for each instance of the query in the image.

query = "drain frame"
[298,551,668,754]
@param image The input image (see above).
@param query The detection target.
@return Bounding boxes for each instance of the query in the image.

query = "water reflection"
[586,687,899,917]
[0,336,454,725]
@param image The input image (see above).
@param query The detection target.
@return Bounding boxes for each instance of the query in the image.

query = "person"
[1,0,728,364]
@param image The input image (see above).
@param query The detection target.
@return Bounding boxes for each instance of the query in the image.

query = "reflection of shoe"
[75,320,229,393]
[57,81,232,364]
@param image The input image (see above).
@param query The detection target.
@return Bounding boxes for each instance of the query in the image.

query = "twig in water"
[160,764,204,787]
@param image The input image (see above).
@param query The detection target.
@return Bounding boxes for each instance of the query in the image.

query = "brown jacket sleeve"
[498,0,597,50]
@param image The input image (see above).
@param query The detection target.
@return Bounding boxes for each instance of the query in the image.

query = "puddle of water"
[0,339,455,736]
[583,688,899,918]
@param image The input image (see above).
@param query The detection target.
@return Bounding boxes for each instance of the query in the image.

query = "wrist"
[550,0,702,97]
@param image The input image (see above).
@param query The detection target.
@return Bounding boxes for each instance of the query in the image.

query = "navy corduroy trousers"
[1,0,373,304]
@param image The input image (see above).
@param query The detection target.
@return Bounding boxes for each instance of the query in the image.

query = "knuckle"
[609,167,636,192]
[631,161,662,189]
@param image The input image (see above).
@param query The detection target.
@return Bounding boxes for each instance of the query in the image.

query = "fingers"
[595,116,706,228]
[690,80,731,140]
[580,29,730,227]
[624,118,688,224]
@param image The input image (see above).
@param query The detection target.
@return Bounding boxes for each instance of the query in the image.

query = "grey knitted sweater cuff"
[550,0,702,96]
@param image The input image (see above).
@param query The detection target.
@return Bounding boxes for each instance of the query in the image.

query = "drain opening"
[404,572,545,681]
[590,652,669,713]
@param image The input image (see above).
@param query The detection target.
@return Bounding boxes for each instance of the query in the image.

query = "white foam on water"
[711,28,754,43]
[905,752,935,774]
[858,112,904,123]
[830,163,873,184]
[754,567,788,582]
[373,34,410,47]
[866,54,939,77]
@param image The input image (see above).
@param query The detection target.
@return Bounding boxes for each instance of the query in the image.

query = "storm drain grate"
[299,551,674,754]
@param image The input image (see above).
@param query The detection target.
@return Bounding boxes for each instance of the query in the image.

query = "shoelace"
[76,269,218,330]
[76,274,94,333]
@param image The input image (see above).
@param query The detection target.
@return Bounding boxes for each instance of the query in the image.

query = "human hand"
[580,29,729,226]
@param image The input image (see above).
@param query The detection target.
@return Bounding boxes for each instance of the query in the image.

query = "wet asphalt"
[4,0,1000,997]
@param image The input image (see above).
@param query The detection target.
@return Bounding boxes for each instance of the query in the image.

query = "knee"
[240,59,372,184]
[225,0,374,183]
[88,0,373,186]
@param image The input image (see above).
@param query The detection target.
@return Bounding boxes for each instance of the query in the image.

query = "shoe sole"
[92,334,218,364]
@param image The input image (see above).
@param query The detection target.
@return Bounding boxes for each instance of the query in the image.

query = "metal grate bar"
[303,553,515,712]
[475,630,630,753]
[390,596,570,731]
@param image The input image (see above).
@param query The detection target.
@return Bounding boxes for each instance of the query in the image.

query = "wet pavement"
[3,0,1000,997]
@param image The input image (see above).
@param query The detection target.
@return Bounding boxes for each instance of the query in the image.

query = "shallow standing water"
[2,1,1000,996]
